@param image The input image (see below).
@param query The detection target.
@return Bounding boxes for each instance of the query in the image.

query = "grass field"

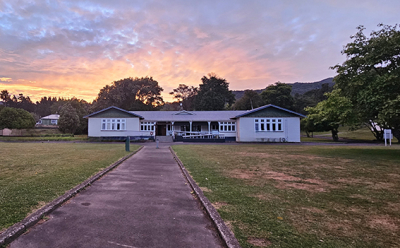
[302,126,399,143]
[0,142,139,231]
[173,144,400,248]
[0,135,88,141]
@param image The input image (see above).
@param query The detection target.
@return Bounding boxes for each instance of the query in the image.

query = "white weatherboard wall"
[236,117,301,142]
[88,117,141,137]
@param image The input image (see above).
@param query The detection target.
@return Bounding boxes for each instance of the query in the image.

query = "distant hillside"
[232,77,334,99]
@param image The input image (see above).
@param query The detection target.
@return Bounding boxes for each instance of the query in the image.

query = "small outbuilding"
[36,114,60,126]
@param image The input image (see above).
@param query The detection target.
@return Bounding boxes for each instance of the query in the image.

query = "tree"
[193,73,235,110]
[58,103,80,134]
[232,90,264,110]
[331,24,400,141]
[305,90,355,141]
[0,107,36,129]
[92,77,164,111]
[169,84,198,111]
[0,90,11,107]
[294,83,333,115]
[260,82,295,110]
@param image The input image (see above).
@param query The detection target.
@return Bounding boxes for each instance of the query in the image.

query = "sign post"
[125,136,130,151]
[384,129,393,146]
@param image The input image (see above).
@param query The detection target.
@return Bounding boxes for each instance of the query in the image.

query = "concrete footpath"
[10,145,224,248]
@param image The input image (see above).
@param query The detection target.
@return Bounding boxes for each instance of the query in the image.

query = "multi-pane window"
[102,119,126,131]
[51,119,58,124]
[255,118,283,131]
[219,122,236,132]
[141,122,155,131]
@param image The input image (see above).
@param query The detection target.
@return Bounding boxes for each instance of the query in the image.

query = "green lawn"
[173,144,400,248]
[0,135,88,142]
[0,143,139,231]
[302,126,399,143]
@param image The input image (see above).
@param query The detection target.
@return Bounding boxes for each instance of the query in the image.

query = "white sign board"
[384,129,392,146]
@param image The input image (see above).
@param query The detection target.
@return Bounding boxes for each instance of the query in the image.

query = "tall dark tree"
[260,82,295,110]
[0,90,11,107]
[93,77,164,111]
[169,84,198,110]
[58,103,80,134]
[193,73,235,110]
[331,24,400,141]
[36,96,57,117]
[232,90,264,110]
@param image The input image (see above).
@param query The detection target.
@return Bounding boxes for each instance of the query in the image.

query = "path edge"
[0,146,144,247]
[169,147,242,248]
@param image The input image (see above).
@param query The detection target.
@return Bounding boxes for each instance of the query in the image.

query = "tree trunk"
[331,128,339,142]
[305,130,310,138]
[366,121,384,141]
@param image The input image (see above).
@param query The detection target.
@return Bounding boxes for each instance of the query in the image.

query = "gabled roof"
[41,114,60,120]
[232,104,306,119]
[131,110,246,122]
[84,106,144,118]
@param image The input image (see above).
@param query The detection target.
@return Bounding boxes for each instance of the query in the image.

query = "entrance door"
[157,125,167,136]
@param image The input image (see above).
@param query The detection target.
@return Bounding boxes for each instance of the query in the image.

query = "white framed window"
[51,119,57,124]
[219,122,236,132]
[101,119,126,131]
[141,121,155,131]
[255,118,283,131]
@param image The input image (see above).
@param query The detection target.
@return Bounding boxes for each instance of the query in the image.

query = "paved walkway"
[11,145,224,248]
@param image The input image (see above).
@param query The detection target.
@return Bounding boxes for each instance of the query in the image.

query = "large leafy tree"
[0,107,36,129]
[93,77,164,111]
[169,84,198,111]
[260,82,295,110]
[305,90,355,141]
[331,24,400,141]
[232,90,264,110]
[58,103,80,134]
[193,73,235,110]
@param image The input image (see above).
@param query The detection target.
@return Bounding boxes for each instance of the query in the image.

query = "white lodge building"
[84,104,305,142]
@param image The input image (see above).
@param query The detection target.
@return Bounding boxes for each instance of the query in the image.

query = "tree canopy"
[58,103,80,134]
[92,77,164,111]
[331,24,400,141]
[232,90,264,110]
[0,107,36,129]
[260,82,295,110]
[193,73,235,110]
[169,84,198,111]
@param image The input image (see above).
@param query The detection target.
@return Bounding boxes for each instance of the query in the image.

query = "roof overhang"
[84,106,144,119]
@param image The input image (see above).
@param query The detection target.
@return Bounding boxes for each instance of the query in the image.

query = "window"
[141,122,155,131]
[219,122,236,132]
[102,119,126,131]
[51,119,58,125]
[254,118,283,131]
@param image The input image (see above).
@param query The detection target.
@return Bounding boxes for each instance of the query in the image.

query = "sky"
[0,0,399,103]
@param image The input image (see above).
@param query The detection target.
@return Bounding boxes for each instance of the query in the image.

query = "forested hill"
[232,77,334,99]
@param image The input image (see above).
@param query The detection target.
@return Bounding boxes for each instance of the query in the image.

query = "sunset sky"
[0,0,399,103]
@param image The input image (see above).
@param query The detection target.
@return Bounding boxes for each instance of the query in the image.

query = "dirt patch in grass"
[247,237,272,247]
[369,215,399,232]
[367,182,396,190]
[200,186,212,192]
[212,202,228,210]
[229,169,335,192]
[301,207,325,214]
